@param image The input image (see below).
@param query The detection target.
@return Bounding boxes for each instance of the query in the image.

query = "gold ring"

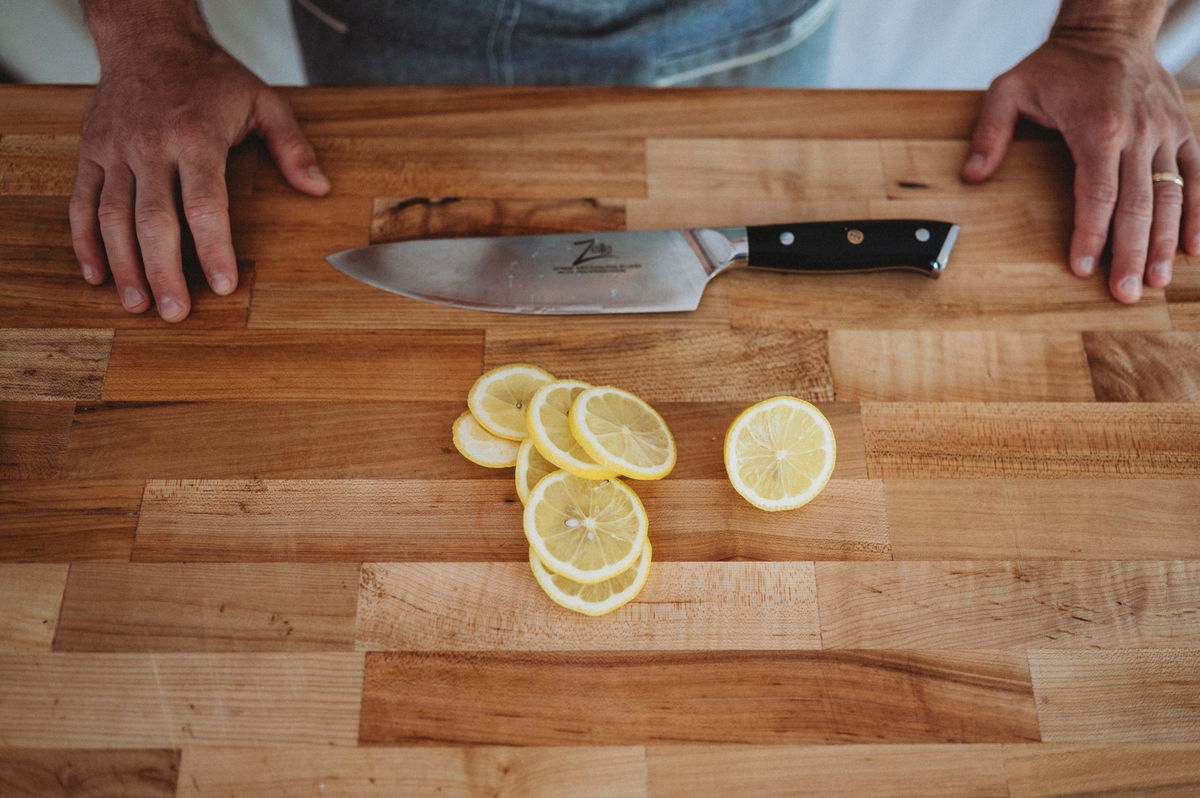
[1152,171,1185,188]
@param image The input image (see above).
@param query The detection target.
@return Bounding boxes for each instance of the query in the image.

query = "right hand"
[71,30,331,321]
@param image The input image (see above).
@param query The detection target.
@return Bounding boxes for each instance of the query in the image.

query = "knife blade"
[327,218,960,315]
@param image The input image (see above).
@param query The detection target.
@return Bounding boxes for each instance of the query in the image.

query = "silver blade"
[326,228,743,315]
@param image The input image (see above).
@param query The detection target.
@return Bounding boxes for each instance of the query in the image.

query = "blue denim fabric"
[290,0,836,87]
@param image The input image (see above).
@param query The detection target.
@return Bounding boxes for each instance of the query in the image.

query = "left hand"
[961,28,1198,303]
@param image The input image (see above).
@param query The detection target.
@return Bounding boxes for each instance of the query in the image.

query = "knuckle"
[1078,181,1119,207]
[96,201,130,228]
[1088,109,1125,145]
[182,196,229,225]
[134,204,177,232]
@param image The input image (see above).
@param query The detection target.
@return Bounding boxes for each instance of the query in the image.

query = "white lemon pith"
[523,470,648,584]
[724,396,836,511]
[568,386,676,481]
[529,541,652,616]
[467,363,556,440]
[526,380,618,480]
[515,438,557,504]
[452,410,521,468]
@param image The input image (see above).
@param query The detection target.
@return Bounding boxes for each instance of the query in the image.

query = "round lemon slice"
[452,410,520,468]
[523,470,648,584]
[467,363,556,440]
[515,438,557,504]
[526,380,618,480]
[568,386,676,480]
[724,396,836,511]
[530,541,651,616]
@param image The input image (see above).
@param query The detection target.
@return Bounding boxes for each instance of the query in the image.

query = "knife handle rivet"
[915,227,931,242]
[847,229,864,245]
[779,231,795,246]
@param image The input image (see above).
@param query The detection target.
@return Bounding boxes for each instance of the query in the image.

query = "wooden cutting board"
[1,85,1199,796]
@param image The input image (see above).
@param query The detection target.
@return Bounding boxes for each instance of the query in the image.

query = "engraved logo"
[572,238,616,265]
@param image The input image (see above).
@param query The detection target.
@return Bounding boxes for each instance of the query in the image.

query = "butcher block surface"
[1,85,1199,796]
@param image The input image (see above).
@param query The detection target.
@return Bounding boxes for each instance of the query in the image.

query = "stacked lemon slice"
[452,363,675,616]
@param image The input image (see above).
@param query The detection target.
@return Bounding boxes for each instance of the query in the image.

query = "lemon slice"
[523,470,648,584]
[515,438,557,504]
[526,380,619,480]
[467,363,556,440]
[452,410,520,468]
[568,386,676,480]
[530,541,651,616]
[724,396,836,511]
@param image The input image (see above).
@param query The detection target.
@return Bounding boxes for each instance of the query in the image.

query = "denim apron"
[290,0,836,87]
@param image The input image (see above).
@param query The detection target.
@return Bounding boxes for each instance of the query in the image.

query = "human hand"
[961,23,1197,303]
[71,24,330,321]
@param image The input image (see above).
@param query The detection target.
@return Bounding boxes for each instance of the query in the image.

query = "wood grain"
[265,136,646,199]
[356,562,819,651]
[882,140,1071,199]
[0,564,68,652]
[1029,650,1200,742]
[0,653,364,747]
[359,650,1039,745]
[62,401,864,481]
[646,139,885,199]
[729,257,1173,333]
[862,403,1200,478]
[0,480,143,563]
[0,251,253,329]
[885,479,1200,560]
[816,561,1200,649]
[1084,331,1200,401]
[101,330,482,401]
[61,402,487,480]
[645,744,1009,798]
[0,85,1031,140]
[483,329,833,402]
[246,258,732,331]
[0,748,179,798]
[131,479,886,562]
[54,563,360,652]
[829,331,1094,402]
[370,196,626,243]
[0,328,112,401]
[177,746,647,798]
[0,401,73,479]
[1002,743,1200,797]
[228,192,371,260]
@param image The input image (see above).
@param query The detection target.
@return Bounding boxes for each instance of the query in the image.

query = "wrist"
[84,0,215,71]
[1051,0,1166,50]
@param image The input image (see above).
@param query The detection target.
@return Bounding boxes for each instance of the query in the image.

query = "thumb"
[962,75,1020,184]
[255,91,331,196]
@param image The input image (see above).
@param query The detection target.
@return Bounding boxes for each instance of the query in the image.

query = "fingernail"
[122,286,145,309]
[1191,236,1200,254]
[1076,256,1095,277]
[965,153,986,173]
[307,164,331,190]
[158,296,185,320]
[82,264,98,282]
[1118,275,1142,301]
[1149,260,1172,284]
[211,274,233,295]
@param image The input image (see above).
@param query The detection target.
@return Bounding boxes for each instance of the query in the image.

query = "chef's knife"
[327,219,959,315]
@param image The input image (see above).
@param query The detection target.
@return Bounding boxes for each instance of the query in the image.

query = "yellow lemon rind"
[723,395,836,512]
[452,410,520,468]
[529,541,652,616]
[466,363,556,441]
[568,386,677,481]
[522,470,649,584]
[515,437,557,505]
[526,379,619,481]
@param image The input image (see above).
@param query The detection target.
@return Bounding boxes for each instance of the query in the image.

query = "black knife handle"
[745,219,957,278]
